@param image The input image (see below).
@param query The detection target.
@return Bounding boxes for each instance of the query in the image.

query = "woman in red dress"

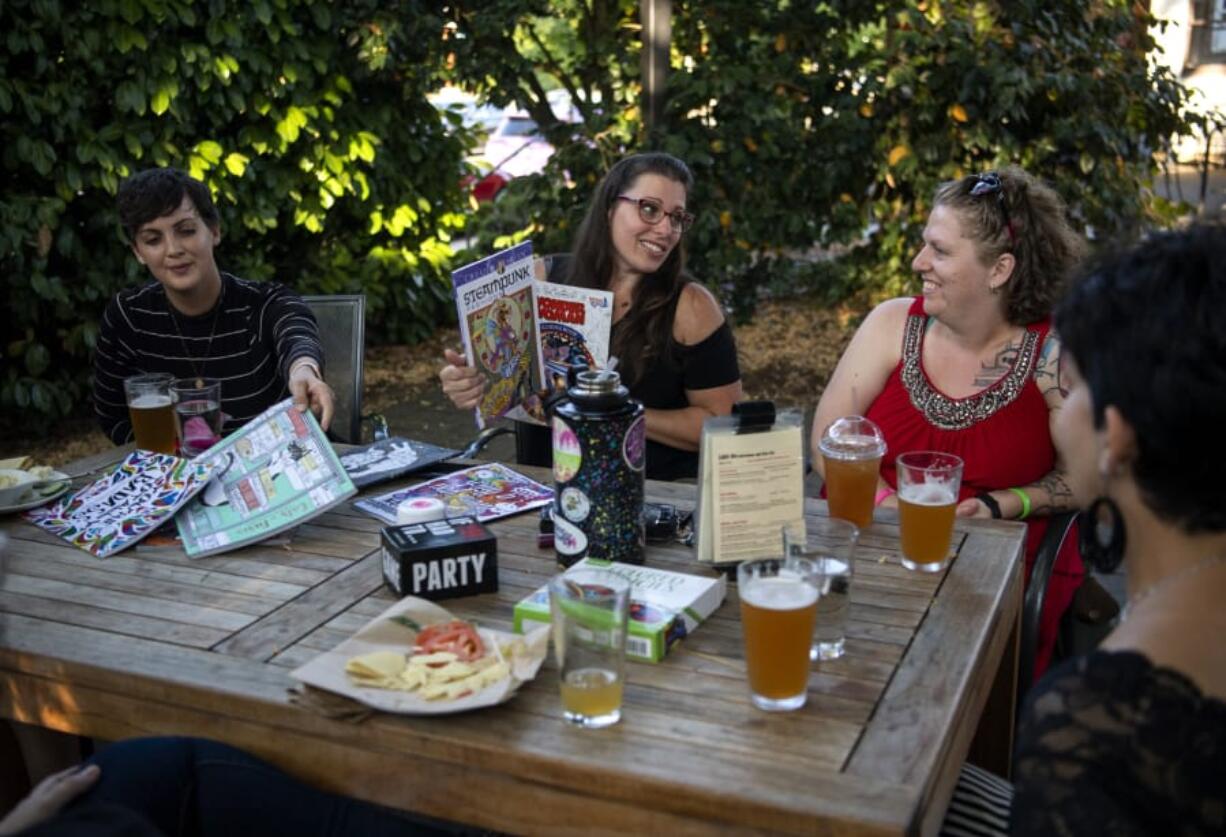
[812,166,1086,674]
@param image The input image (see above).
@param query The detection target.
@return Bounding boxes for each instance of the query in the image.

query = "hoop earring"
[1078,496,1126,574]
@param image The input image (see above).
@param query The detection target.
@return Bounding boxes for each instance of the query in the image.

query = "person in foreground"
[439,152,743,481]
[0,737,449,836]
[943,226,1226,835]
[811,166,1085,673]
[94,168,334,443]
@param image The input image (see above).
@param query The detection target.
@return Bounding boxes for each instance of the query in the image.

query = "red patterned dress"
[865,297,1083,675]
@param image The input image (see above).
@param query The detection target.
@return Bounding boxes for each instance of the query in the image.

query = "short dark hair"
[1055,224,1226,534]
[116,168,219,242]
[566,152,695,387]
[934,166,1086,325]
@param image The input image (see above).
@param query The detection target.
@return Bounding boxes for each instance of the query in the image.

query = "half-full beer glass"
[738,556,820,711]
[896,451,963,572]
[819,416,886,530]
[124,373,177,455]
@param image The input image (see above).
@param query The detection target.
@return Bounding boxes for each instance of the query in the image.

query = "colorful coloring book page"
[533,281,613,391]
[24,450,214,558]
[451,242,540,428]
[354,462,552,524]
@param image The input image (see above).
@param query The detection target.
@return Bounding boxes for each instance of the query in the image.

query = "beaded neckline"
[899,314,1041,431]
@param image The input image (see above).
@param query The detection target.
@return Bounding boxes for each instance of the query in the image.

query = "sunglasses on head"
[615,195,695,233]
[968,172,1017,248]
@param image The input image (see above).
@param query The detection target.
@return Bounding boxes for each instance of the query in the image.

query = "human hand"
[956,497,991,518]
[288,361,335,431]
[0,764,101,835]
[440,348,485,410]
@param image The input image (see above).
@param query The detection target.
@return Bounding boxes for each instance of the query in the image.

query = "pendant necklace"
[167,281,224,388]
[1119,552,1226,623]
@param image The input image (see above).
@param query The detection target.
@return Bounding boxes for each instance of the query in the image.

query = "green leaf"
[195,140,223,164]
[223,151,250,176]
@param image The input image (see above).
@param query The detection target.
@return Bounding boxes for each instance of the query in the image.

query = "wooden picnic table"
[0,445,1025,835]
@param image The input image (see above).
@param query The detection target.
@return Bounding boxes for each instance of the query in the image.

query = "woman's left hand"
[288,361,335,431]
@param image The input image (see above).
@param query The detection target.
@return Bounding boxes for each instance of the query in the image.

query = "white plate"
[0,474,71,515]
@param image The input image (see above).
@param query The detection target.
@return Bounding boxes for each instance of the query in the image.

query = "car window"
[499,117,539,137]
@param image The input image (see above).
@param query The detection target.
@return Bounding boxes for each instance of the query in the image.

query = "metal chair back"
[303,294,366,444]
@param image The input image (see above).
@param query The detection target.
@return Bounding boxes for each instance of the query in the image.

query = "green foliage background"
[1,0,1197,427]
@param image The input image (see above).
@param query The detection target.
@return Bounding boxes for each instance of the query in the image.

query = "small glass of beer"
[172,378,223,458]
[123,373,177,455]
[819,416,887,530]
[549,569,630,728]
[896,451,964,573]
[783,518,858,661]
[737,555,821,711]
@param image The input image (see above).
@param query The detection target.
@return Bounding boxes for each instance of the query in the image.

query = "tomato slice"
[413,620,485,662]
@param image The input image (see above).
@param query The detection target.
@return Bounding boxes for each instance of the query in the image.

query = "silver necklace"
[166,281,224,388]
[1120,553,1226,623]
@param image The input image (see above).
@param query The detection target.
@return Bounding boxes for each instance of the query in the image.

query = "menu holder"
[694,402,805,566]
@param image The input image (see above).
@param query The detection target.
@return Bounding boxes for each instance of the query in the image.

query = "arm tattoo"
[1033,333,1068,398]
[1032,469,1075,514]
[974,339,1022,388]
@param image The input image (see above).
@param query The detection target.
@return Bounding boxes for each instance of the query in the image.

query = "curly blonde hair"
[934,166,1087,325]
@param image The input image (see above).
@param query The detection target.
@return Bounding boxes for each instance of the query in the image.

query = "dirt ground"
[0,298,860,468]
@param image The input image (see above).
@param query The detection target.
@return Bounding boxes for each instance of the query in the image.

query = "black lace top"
[1012,650,1226,835]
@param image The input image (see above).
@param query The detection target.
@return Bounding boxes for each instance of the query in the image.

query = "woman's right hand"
[440,348,485,409]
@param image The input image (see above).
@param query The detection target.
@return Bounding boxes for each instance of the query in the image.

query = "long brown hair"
[564,152,694,387]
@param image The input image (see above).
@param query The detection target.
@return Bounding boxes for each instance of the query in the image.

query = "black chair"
[1016,509,1121,707]
[302,294,388,445]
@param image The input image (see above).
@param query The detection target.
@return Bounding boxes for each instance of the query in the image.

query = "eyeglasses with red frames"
[615,195,695,233]
[968,172,1017,248]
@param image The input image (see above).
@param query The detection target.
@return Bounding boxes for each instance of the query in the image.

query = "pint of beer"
[819,416,887,529]
[124,373,178,455]
[896,452,963,572]
[738,557,820,712]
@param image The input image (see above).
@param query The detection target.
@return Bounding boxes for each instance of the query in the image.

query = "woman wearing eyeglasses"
[811,166,1087,674]
[440,152,743,481]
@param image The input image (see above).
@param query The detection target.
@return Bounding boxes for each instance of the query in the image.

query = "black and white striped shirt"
[93,272,324,444]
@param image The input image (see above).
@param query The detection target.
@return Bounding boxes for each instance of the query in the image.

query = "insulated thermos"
[550,368,646,566]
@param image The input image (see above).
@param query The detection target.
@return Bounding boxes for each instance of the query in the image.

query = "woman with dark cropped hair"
[94,167,334,444]
[439,152,743,481]
[812,166,1088,673]
[942,224,1226,835]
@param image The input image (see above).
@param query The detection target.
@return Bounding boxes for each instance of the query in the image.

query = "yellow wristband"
[1008,487,1031,520]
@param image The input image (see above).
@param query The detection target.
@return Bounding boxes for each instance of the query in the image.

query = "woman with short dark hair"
[95,168,334,443]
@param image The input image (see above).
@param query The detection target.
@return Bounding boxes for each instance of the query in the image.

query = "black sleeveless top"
[1011,650,1226,835]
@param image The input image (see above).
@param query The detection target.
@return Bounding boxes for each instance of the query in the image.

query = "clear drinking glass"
[819,415,887,530]
[783,518,859,660]
[549,569,630,728]
[737,555,821,711]
[896,451,964,573]
[124,373,177,455]
[171,377,223,457]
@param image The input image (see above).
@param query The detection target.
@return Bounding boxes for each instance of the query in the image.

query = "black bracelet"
[976,492,1003,519]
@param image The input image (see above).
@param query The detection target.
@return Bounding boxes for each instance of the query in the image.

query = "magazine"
[175,398,357,558]
[451,242,539,427]
[24,450,215,558]
[533,280,613,392]
[339,437,460,489]
[354,462,552,525]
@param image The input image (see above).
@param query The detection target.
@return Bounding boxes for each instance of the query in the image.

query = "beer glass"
[172,378,223,458]
[896,451,964,573]
[819,416,887,530]
[783,518,858,661]
[549,569,630,728]
[737,555,820,711]
[124,373,177,455]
